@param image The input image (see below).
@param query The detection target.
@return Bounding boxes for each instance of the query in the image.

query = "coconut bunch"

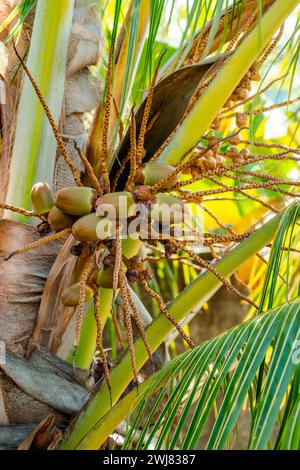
[2,25,300,399]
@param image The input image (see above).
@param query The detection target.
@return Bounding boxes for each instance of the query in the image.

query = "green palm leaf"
[123,301,300,450]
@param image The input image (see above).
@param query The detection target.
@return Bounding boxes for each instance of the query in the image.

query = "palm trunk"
[0,0,101,449]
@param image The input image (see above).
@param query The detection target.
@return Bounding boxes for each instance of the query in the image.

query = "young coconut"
[55,187,97,216]
[48,206,76,232]
[97,267,119,289]
[72,212,113,242]
[135,162,178,189]
[61,282,94,306]
[236,112,248,128]
[96,191,136,220]
[31,182,54,214]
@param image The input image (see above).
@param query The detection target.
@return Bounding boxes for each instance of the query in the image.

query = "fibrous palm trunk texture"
[0,0,101,449]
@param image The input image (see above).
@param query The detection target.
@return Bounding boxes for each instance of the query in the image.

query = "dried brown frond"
[146,111,160,133]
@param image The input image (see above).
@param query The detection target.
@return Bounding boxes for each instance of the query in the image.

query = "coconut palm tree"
[0,0,300,450]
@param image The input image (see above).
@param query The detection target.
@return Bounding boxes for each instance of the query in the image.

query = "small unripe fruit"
[229,134,241,145]
[182,167,192,175]
[207,137,218,146]
[240,147,250,158]
[103,254,115,269]
[236,112,248,128]
[191,166,201,177]
[61,282,94,306]
[235,157,245,165]
[215,155,226,167]
[37,221,51,235]
[194,156,207,173]
[136,162,177,189]
[207,137,220,155]
[133,185,156,203]
[204,149,215,159]
[31,182,54,214]
[96,191,135,219]
[72,212,113,242]
[235,87,248,100]
[205,156,217,170]
[55,187,96,216]
[227,146,239,156]
[229,154,243,163]
[48,206,76,232]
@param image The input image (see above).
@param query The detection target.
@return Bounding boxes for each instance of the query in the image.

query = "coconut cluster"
[30,161,187,306]
[187,148,226,178]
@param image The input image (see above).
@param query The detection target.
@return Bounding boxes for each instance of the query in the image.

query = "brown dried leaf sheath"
[0,220,62,357]
[110,58,226,189]
[28,235,92,356]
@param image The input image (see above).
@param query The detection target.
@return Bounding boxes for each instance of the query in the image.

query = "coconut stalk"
[4,0,75,221]
[60,208,290,449]
[158,0,299,165]
[69,238,142,369]
[67,287,113,369]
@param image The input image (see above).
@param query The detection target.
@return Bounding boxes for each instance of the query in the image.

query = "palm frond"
[0,0,36,44]
[60,205,295,450]
[122,300,300,450]
[259,203,300,312]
